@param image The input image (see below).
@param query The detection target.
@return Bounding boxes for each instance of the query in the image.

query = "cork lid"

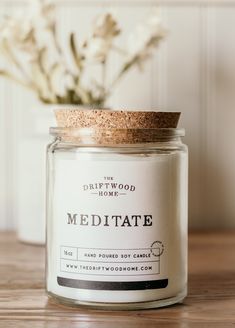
[55,109,180,129]
[52,109,182,144]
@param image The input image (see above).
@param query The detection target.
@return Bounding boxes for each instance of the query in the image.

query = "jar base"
[47,288,187,310]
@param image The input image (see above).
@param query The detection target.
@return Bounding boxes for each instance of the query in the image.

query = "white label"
[53,153,173,291]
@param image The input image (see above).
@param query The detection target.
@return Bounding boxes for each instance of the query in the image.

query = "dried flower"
[128,9,166,62]
[84,13,120,63]
[84,37,110,63]
[0,2,166,106]
[93,13,120,39]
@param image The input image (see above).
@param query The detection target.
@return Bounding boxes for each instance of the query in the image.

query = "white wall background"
[1,0,235,230]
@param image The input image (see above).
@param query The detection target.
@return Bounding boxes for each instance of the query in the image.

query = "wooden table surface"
[0,232,235,327]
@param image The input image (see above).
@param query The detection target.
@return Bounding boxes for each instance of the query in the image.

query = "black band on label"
[57,277,168,290]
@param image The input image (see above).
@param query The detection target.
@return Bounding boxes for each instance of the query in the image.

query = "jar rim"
[50,127,185,135]
[50,127,185,145]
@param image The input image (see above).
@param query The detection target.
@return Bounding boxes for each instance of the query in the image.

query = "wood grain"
[0,231,235,327]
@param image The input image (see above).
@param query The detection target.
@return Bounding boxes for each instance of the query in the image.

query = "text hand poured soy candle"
[46,109,188,310]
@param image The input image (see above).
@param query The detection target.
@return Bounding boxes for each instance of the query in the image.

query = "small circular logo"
[150,241,164,257]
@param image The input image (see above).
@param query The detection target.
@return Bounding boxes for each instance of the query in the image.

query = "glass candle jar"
[46,111,188,310]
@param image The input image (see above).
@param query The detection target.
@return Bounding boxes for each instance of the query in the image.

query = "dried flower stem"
[0,2,166,106]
